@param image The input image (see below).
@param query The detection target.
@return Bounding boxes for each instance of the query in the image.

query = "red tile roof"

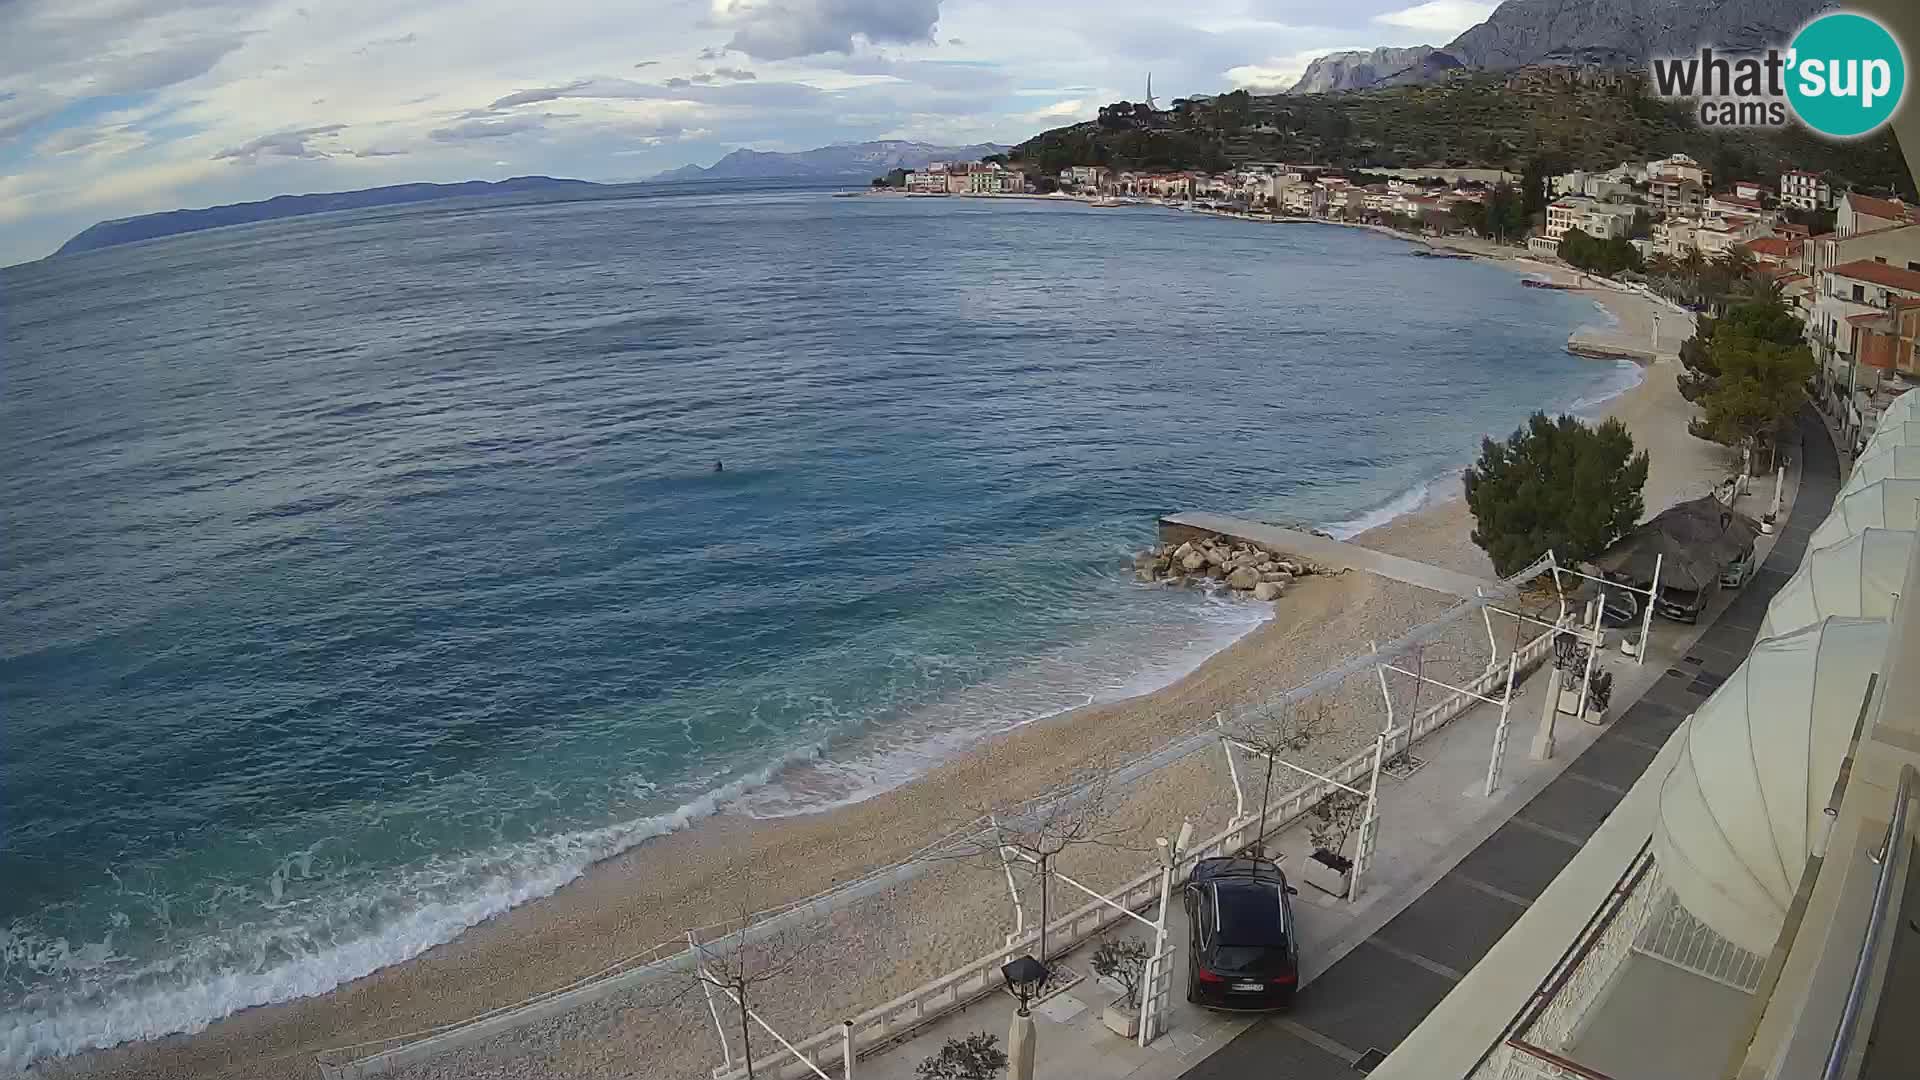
[1713,194,1765,210]
[1744,237,1798,259]
[1829,259,1920,292]
[1849,193,1920,223]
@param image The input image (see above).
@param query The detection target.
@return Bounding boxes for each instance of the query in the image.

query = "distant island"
[650,139,1010,183]
[53,141,1020,257]
[54,176,603,256]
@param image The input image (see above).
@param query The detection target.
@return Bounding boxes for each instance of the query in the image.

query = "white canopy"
[1759,529,1911,639]
[1653,617,1888,954]
[1875,387,1920,428]
[1808,478,1920,549]
[1862,420,1920,458]
[1839,445,1920,499]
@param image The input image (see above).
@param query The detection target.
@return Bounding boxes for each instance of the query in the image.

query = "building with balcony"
[1544,196,1637,245]
[1651,153,1711,186]
[1856,300,1920,377]
[1780,169,1831,210]
[1800,222,1920,284]
[1650,177,1704,216]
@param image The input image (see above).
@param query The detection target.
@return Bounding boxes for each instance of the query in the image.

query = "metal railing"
[1821,762,1917,1080]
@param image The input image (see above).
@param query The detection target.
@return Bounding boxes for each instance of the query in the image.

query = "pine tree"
[1464,413,1650,577]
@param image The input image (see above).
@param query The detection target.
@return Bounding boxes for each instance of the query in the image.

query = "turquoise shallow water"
[0,186,1632,1065]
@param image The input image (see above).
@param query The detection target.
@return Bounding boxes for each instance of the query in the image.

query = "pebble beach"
[35,236,1729,1080]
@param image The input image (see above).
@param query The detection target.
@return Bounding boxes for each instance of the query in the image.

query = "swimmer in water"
[714,460,724,473]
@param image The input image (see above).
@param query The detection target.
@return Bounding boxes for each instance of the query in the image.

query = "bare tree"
[1222,700,1331,855]
[679,859,843,1080]
[932,765,1135,977]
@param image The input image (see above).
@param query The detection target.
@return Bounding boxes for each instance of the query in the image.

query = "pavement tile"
[1568,731,1662,789]
[1176,1018,1353,1080]
[1289,941,1459,1058]
[1372,875,1527,977]
[1516,772,1626,841]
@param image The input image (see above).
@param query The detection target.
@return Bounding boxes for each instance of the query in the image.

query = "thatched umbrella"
[1597,496,1761,591]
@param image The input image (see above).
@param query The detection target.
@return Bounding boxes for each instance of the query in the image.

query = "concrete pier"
[1157,511,1501,600]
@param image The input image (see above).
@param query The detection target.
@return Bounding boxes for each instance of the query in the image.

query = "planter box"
[1303,850,1352,898]
[1556,685,1585,716]
[1102,1000,1140,1038]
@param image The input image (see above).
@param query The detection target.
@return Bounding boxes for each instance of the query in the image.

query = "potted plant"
[918,1032,1008,1080]
[1584,668,1615,723]
[1091,936,1151,1038]
[1303,792,1363,898]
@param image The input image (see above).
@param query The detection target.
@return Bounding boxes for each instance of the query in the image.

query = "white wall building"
[1779,169,1830,210]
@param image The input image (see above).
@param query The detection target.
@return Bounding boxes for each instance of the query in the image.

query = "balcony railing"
[1822,763,1917,1080]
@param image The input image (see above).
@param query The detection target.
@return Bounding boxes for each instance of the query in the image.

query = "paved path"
[1158,512,1500,600]
[1177,407,1841,1079]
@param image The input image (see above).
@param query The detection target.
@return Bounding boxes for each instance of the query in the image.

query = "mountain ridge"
[649,139,1011,182]
[1286,0,1833,94]
[54,176,601,256]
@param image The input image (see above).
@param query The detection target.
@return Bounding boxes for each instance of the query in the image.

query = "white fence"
[318,571,1561,1080]
[713,623,1563,1080]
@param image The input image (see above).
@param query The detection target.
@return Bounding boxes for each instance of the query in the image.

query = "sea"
[0,183,1639,1067]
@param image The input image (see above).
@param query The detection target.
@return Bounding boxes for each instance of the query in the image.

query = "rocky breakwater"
[1131,533,1320,602]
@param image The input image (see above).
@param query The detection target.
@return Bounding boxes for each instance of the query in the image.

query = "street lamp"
[1001,955,1047,1080]
[1001,954,1048,1015]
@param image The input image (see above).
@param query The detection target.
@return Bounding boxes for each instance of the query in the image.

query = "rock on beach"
[1130,533,1320,603]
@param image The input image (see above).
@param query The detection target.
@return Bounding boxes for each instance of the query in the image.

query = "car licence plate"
[1231,981,1264,992]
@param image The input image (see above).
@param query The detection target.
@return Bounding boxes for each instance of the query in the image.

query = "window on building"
[1854,284,1866,302]
[1876,256,1888,264]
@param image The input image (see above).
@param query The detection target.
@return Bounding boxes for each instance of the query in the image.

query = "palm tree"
[1737,270,1786,304]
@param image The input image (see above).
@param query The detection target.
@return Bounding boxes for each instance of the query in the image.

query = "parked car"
[1655,579,1719,624]
[1597,586,1640,629]
[1182,856,1299,1010]
[1719,544,1756,589]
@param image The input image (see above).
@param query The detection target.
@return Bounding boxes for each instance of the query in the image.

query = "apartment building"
[1778,168,1829,209]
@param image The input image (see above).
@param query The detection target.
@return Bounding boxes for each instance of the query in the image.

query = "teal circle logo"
[1786,12,1906,138]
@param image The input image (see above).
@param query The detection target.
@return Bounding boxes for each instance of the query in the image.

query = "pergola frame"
[1544,550,1663,669]
[1216,715,1385,903]
[996,823,1190,1048]
[695,933,844,1080]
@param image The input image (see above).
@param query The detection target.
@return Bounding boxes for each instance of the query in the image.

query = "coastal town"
[892,151,1920,456]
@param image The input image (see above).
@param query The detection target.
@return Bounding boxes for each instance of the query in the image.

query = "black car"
[1181,856,1300,1010]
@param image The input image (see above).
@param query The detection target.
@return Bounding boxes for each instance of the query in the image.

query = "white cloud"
[0,0,1473,264]
[213,123,347,162]
[1225,46,1371,93]
[711,0,943,60]
[1372,0,1495,36]
[1014,98,1088,126]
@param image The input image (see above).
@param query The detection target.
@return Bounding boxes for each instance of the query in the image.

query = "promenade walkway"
[1179,406,1839,1079]
[1158,512,1500,600]
[847,415,1832,1080]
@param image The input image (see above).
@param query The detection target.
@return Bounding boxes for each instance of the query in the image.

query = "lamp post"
[1001,955,1048,1080]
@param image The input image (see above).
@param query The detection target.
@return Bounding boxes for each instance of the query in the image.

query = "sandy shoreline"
[34,231,1728,1080]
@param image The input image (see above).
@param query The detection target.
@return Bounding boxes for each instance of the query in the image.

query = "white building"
[1837,191,1920,236]
[1779,169,1831,210]
[1544,196,1637,242]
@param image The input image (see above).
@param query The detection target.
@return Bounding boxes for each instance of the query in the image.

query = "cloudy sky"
[0,0,1497,265]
